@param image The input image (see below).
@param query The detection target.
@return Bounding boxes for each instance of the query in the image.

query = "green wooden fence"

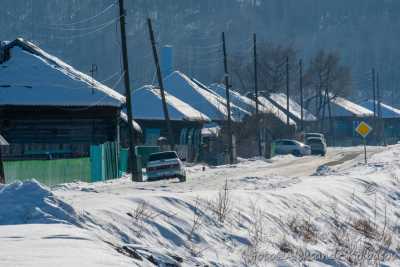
[4,142,129,186]
[4,158,91,186]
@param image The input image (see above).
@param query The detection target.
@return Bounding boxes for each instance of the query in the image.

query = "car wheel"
[292,150,302,157]
[178,175,186,182]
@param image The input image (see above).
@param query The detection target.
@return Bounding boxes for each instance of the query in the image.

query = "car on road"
[273,139,311,157]
[305,137,327,156]
[146,151,186,182]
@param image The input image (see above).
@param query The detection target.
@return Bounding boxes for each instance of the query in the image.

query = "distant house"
[0,38,140,184]
[320,96,373,145]
[131,85,210,161]
[358,100,400,144]
[207,84,298,157]
[163,71,250,124]
[265,93,317,131]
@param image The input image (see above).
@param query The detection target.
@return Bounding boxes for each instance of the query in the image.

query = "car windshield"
[148,152,178,161]
[306,133,323,138]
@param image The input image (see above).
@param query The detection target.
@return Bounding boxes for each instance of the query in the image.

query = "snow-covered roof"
[257,96,296,126]
[330,96,373,117]
[268,93,317,121]
[119,112,143,133]
[0,38,125,107]
[358,100,400,119]
[131,85,210,122]
[208,83,258,114]
[163,71,250,122]
[0,134,9,146]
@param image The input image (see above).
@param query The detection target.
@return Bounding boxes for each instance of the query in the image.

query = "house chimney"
[161,45,173,78]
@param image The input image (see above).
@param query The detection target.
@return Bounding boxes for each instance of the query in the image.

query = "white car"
[146,151,186,182]
[273,139,311,157]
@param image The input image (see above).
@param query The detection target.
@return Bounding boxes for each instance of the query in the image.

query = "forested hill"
[2,0,399,103]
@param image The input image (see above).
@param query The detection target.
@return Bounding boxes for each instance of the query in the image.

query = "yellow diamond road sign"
[356,121,372,138]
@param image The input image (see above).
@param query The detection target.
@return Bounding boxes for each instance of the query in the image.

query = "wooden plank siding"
[0,106,120,159]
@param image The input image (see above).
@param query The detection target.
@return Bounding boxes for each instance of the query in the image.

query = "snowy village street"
[3,145,400,266]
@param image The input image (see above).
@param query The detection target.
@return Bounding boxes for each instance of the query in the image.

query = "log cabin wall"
[0,106,120,159]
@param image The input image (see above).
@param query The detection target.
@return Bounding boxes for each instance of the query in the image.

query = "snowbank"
[0,180,79,225]
[4,146,400,266]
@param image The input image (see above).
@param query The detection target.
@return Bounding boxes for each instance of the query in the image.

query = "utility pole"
[286,56,290,127]
[377,71,382,145]
[222,32,234,164]
[299,59,304,131]
[372,68,376,118]
[253,33,262,157]
[89,64,98,94]
[118,0,140,181]
[147,18,175,150]
[376,72,386,146]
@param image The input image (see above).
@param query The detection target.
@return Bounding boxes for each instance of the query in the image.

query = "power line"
[49,2,116,27]
[39,18,118,39]
[43,16,121,32]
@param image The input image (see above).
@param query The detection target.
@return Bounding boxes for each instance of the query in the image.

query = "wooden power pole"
[286,56,290,126]
[222,32,234,164]
[376,72,386,146]
[253,33,262,157]
[372,68,376,118]
[118,0,140,181]
[147,18,175,150]
[299,59,304,131]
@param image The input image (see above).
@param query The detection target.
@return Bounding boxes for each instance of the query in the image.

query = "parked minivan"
[305,137,327,156]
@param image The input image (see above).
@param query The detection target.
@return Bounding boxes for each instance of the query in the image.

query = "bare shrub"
[241,203,267,266]
[287,216,318,243]
[330,204,394,265]
[127,200,157,237]
[187,197,203,242]
[278,237,293,254]
[352,218,376,239]
[210,179,232,224]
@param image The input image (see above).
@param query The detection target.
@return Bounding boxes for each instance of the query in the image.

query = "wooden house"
[208,84,297,157]
[131,85,210,161]
[266,93,318,131]
[163,71,250,124]
[320,96,373,146]
[358,100,400,144]
[0,38,133,160]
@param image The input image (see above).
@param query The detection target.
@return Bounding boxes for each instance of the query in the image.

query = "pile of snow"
[0,180,79,225]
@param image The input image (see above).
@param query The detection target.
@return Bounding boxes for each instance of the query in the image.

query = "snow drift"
[0,180,79,225]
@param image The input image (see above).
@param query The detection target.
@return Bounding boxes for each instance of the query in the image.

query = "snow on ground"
[2,146,400,266]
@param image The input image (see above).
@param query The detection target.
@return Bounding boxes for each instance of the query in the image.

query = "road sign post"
[355,121,372,164]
